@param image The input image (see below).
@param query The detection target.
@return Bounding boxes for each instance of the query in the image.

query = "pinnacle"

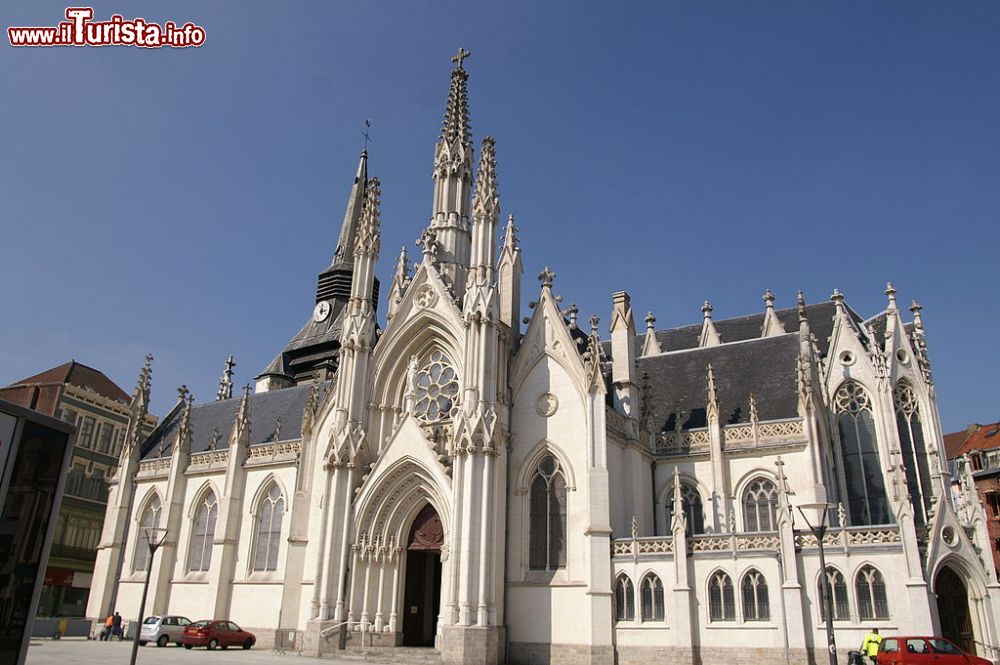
[440,58,471,146]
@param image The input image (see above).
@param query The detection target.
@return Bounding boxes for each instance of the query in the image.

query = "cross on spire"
[452,47,471,68]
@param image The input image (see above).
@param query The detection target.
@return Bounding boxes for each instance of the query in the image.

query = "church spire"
[760,289,786,337]
[316,150,370,305]
[427,49,475,299]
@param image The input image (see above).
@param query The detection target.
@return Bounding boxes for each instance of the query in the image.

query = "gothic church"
[89,52,1000,665]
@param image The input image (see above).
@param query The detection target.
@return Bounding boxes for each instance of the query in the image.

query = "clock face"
[313,301,331,322]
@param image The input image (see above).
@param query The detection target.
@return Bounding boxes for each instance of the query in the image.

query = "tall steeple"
[426,49,475,297]
[316,150,371,305]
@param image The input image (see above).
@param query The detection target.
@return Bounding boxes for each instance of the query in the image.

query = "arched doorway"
[402,504,443,647]
[936,566,974,654]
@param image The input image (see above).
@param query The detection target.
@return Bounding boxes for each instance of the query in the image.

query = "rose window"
[414,350,460,422]
[834,381,870,414]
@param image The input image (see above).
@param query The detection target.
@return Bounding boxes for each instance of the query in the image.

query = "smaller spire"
[472,136,499,223]
[176,393,194,455]
[910,299,924,331]
[699,301,721,347]
[236,384,252,434]
[355,177,381,257]
[885,281,897,309]
[797,290,808,323]
[209,427,220,452]
[589,313,600,335]
[671,466,687,534]
[387,246,411,322]
[177,384,189,403]
[761,289,786,337]
[130,353,153,415]
[538,266,556,290]
[641,310,662,356]
[216,355,236,401]
[394,246,410,283]
[502,214,519,252]
[564,303,579,329]
[830,288,844,305]
[749,392,759,424]
[706,363,719,420]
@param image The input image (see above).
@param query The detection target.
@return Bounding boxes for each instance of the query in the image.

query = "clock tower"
[255,150,380,391]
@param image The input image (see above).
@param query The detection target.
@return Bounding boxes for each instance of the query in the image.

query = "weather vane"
[361,119,372,151]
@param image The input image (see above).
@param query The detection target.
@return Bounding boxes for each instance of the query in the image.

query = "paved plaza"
[23,638,362,665]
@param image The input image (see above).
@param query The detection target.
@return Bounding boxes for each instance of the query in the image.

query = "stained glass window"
[252,484,284,571]
[529,454,567,571]
[188,491,217,572]
[835,382,891,525]
[413,350,460,423]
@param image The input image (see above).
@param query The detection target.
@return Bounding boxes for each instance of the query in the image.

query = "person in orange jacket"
[102,614,113,641]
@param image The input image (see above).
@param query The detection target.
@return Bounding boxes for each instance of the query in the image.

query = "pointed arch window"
[834,382,891,525]
[819,567,850,621]
[894,382,933,526]
[529,454,567,571]
[708,571,735,621]
[742,477,778,532]
[615,574,635,622]
[132,495,161,572]
[252,484,284,571]
[188,490,218,572]
[741,569,770,621]
[413,350,460,423]
[665,482,705,535]
[640,574,665,622]
[856,565,889,620]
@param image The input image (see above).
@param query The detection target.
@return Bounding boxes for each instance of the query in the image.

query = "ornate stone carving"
[535,392,558,417]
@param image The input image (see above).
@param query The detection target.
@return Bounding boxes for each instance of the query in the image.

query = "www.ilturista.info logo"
[8,8,206,48]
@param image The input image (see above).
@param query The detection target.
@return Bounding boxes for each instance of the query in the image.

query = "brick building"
[0,361,156,617]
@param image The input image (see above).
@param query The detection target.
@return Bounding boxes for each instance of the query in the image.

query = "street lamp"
[797,502,837,665]
[129,526,168,665]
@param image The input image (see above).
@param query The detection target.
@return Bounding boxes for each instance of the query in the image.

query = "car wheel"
[207,638,218,651]
[157,635,169,648]
[183,644,193,650]
[242,639,252,650]
[139,641,147,646]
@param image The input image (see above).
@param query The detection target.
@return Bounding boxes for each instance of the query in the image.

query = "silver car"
[139,615,192,647]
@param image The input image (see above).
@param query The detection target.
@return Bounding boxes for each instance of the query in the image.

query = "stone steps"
[326,646,442,664]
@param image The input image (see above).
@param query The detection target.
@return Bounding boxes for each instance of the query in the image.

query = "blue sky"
[2,1,998,431]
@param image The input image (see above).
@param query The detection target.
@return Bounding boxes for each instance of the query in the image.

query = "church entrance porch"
[402,504,444,647]
[935,566,975,655]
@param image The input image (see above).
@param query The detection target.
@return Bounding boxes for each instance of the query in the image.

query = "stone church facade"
[88,53,1000,665]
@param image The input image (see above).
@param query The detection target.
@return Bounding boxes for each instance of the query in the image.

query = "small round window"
[896,349,909,364]
[840,350,855,366]
[942,526,957,547]
[413,350,460,423]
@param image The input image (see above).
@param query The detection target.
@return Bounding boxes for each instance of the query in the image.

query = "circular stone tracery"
[413,350,460,423]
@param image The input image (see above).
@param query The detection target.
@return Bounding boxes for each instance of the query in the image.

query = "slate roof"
[638,333,801,431]
[4,360,130,404]
[631,301,849,359]
[258,302,350,379]
[142,382,326,460]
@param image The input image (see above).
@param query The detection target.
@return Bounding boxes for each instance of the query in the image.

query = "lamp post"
[797,502,838,665]
[129,527,168,665]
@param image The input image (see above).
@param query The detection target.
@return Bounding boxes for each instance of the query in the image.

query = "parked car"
[181,620,256,650]
[139,615,192,647]
[878,636,991,665]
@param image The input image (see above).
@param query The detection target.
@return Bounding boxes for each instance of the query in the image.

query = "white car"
[139,615,192,647]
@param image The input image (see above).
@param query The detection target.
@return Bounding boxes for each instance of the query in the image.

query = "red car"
[878,636,991,665]
[181,620,255,650]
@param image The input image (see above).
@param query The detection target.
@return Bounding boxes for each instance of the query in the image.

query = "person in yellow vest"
[861,627,883,665]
